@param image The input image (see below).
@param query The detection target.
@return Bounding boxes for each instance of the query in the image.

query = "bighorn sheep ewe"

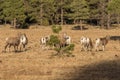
[80,36,93,51]
[95,36,110,51]
[4,33,21,52]
[4,33,28,52]
[19,33,28,51]
[40,35,50,50]
[63,32,71,45]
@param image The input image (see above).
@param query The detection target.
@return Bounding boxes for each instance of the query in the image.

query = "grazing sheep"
[95,36,110,51]
[80,36,93,51]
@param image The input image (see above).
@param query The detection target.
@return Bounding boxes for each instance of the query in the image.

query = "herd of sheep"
[2,32,110,53]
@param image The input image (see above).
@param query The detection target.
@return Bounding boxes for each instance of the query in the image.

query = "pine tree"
[28,0,55,25]
[1,0,26,28]
[0,0,4,21]
[69,0,89,29]
[108,0,120,25]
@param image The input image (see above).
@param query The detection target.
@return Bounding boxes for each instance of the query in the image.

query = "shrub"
[55,44,75,55]
[52,25,62,34]
[47,35,60,46]
[21,22,29,29]
[42,18,49,26]
[47,35,75,56]
[48,25,75,57]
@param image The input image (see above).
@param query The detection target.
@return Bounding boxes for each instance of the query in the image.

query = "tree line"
[0,0,120,29]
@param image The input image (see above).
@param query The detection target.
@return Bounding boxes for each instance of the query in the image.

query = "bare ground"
[0,25,120,80]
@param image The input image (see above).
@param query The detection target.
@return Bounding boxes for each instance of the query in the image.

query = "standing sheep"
[40,35,50,50]
[19,33,28,51]
[80,36,93,51]
[4,33,28,52]
[95,36,110,51]
[4,33,21,52]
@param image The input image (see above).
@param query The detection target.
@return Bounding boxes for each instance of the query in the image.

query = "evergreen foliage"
[0,0,119,28]
[47,35,60,46]
[47,25,75,56]
[52,25,62,34]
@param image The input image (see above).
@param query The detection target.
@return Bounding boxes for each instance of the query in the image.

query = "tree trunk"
[4,19,6,25]
[11,20,13,26]
[23,0,28,11]
[99,0,106,29]
[13,18,16,28]
[80,20,83,30]
[40,4,43,25]
[107,13,110,29]
[51,18,54,25]
[117,14,120,25]
[61,7,63,25]
[74,18,77,24]
[55,13,59,24]
[60,0,63,25]
[73,19,76,24]
[100,19,104,29]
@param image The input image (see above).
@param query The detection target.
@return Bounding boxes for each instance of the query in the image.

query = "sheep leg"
[14,45,17,52]
[19,43,22,51]
[16,45,19,52]
[42,44,46,50]
[81,45,84,51]
[95,47,98,51]
[95,45,99,51]
[8,44,11,52]
[9,44,11,52]
[20,44,26,51]
[88,44,92,51]
[16,46,19,51]
[23,44,26,51]
[102,45,105,51]
[85,46,88,52]
[4,43,9,52]
[86,44,90,51]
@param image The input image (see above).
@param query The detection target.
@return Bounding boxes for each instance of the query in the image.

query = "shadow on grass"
[110,36,120,41]
[71,59,120,80]
[1,48,29,53]
[71,25,88,30]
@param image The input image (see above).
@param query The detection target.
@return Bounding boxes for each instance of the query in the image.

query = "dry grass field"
[0,25,120,80]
